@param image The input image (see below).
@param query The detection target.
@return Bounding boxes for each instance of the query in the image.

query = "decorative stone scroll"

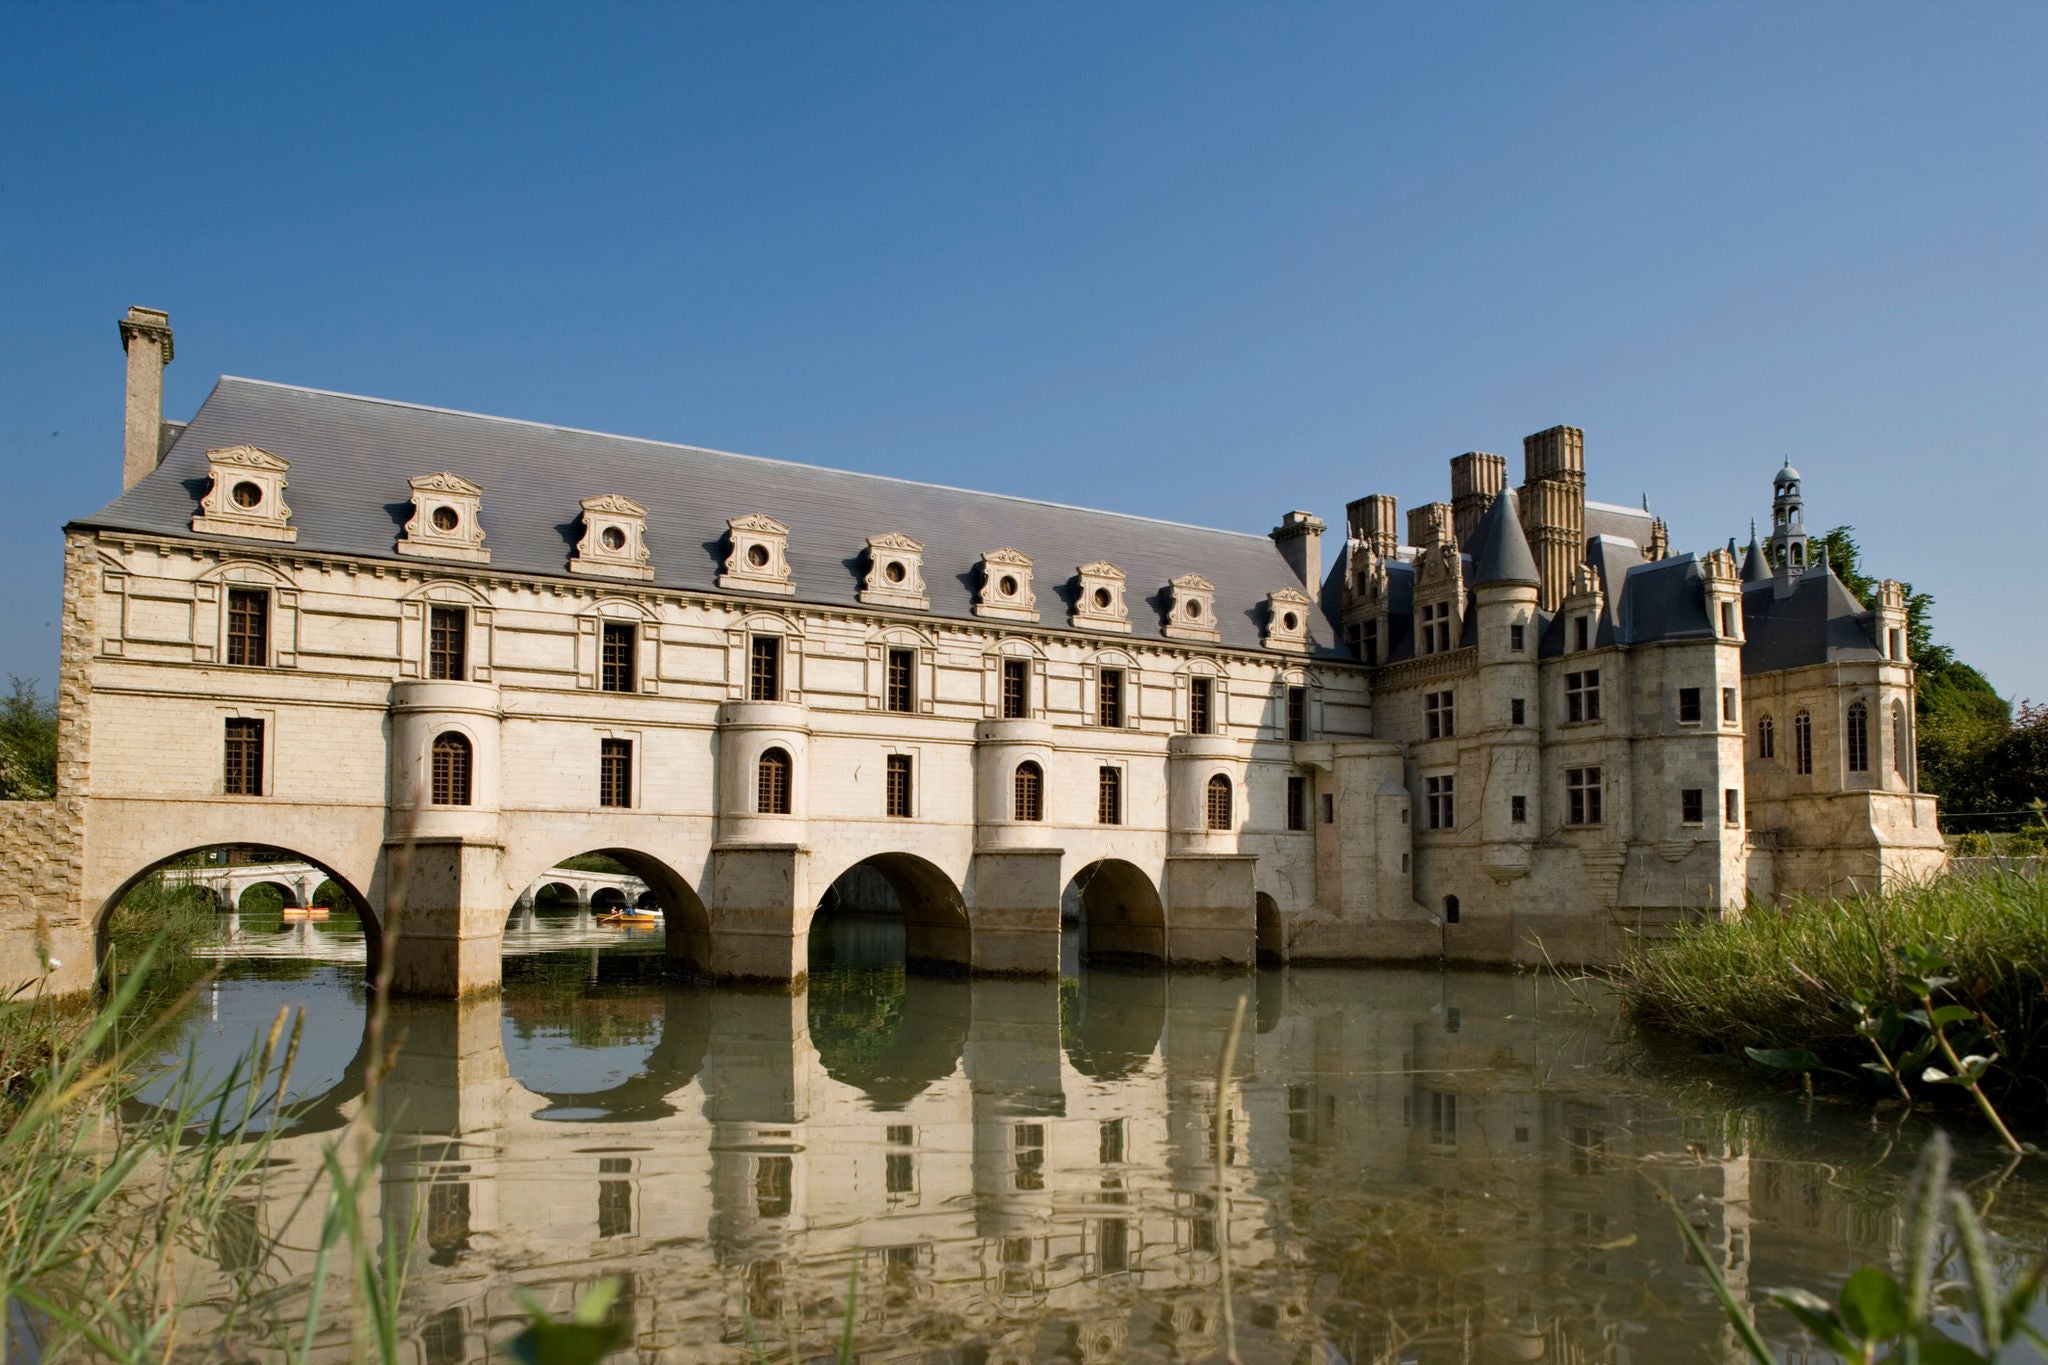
[192,446,296,543]
[570,495,653,581]
[397,473,489,564]
[718,514,794,595]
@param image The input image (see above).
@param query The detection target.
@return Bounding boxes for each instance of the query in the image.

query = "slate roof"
[1584,499,1657,545]
[1741,568,1884,674]
[76,377,1344,657]
[1469,490,1539,587]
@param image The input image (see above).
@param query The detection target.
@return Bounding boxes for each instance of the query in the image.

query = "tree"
[1811,528,2010,819]
[0,675,58,800]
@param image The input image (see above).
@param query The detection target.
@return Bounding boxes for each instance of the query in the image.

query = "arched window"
[1793,710,1813,775]
[1443,894,1461,925]
[1893,701,1909,781]
[1013,761,1043,822]
[1846,701,1869,773]
[1206,774,1233,830]
[1758,714,1775,759]
[430,732,471,806]
[757,747,792,815]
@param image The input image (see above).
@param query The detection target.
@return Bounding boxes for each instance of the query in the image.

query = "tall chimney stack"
[119,306,174,490]
[1270,510,1326,591]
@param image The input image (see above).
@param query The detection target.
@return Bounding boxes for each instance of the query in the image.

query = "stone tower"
[1769,459,1808,573]
[1468,490,1541,885]
[1449,451,1506,549]
[1517,425,1585,612]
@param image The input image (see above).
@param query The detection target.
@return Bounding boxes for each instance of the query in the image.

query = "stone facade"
[0,310,1948,998]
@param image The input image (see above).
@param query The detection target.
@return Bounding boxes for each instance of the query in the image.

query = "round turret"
[1775,459,1802,487]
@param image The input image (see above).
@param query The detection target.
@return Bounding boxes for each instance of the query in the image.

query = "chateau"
[0,308,1946,997]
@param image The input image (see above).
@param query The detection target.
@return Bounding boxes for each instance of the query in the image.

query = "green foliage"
[1622,870,2048,1111]
[510,1279,630,1365]
[1673,1133,2048,1363]
[0,674,58,800]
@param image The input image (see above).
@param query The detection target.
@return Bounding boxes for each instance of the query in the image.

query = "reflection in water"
[149,920,2048,1363]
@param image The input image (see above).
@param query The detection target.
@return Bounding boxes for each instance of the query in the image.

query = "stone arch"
[1061,969,1165,1082]
[590,886,630,914]
[1064,859,1166,965]
[238,879,301,912]
[195,557,297,590]
[1255,891,1282,965]
[809,851,972,971]
[809,971,970,1110]
[531,880,582,911]
[500,845,711,974]
[94,842,380,977]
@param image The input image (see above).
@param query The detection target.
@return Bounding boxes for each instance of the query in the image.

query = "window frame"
[1286,685,1309,741]
[885,752,913,818]
[1759,714,1776,759]
[1097,666,1125,728]
[756,746,793,815]
[748,633,783,703]
[1205,773,1233,831]
[884,647,916,714]
[1424,773,1454,831]
[1013,761,1044,822]
[1565,766,1603,826]
[1286,774,1307,831]
[428,604,468,682]
[430,731,472,806]
[1565,669,1602,723]
[225,587,270,669]
[1424,690,1455,740]
[1680,788,1704,826]
[1846,700,1870,773]
[1097,766,1122,825]
[599,737,634,808]
[600,621,637,694]
[1678,687,1703,725]
[223,717,265,796]
[1793,710,1814,775]
[1000,658,1029,720]
[1189,675,1214,736]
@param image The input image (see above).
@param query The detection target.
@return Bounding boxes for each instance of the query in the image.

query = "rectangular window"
[1287,686,1309,741]
[599,738,632,808]
[1722,687,1737,722]
[1286,775,1307,831]
[1681,788,1704,825]
[600,622,636,693]
[226,588,269,668]
[1565,670,1601,723]
[885,648,915,713]
[1097,667,1124,727]
[1099,1118,1125,1165]
[1726,789,1742,826]
[1888,628,1903,661]
[1510,621,1526,652]
[885,1153,915,1197]
[1678,687,1702,724]
[748,634,781,702]
[1720,601,1736,637]
[1189,676,1214,735]
[223,718,264,796]
[885,754,913,818]
[1013,1124,1045,1191]
[428,605,467,681]
[1565,767,1603,826]
[1510,697,1526,726]
[1097,767,1121,825]
[1001,658,1028,719]
[1510,794,1527,823]
[1362,619,1379,666]
[1424,690,1455,740]
[1419,602,1452,655]
[1425,774,1454,830]
[1321,793,1334,824]
[597,1162,633,1239]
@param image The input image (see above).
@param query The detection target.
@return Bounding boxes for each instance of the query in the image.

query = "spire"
[1471,489,1539,587]
[1741,519,1770,583]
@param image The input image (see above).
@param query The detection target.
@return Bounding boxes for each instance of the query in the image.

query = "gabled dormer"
[859,533,928,611]
[975,549,1039,622]
[192,445,296,543]
[570,495,653,581]
[1163,573,1219,643]
[719,514,794,595]
[1071,561,1131,633]
[397,473,489,564]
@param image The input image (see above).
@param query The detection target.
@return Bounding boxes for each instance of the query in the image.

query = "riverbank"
[1621,868,2048,1107]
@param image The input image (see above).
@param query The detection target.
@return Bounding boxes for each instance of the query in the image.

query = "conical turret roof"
[1741,522,1770,583]
[1471,489,1539,587]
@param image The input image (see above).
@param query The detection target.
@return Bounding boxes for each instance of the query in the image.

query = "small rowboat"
[597,910,663,926]
[281,906,331,921]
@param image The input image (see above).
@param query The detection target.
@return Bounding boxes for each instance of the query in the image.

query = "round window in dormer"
[1283,612,1300,631]
[231,481,263,509]
[747,543,771,568]
[601,526,626,551]
[432,506,460,532]
[999,575,1019,596]
[1186,599,1203,620]
[1093,587,1113,609]
[885,560,907,583]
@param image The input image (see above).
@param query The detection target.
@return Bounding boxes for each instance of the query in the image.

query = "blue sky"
[3,3,2041,696]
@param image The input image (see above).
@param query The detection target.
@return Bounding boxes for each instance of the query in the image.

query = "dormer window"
[1164,574,1220,643]
[1419,602,1453,655]
[1071,562,1130,633]
[719,515,794,595]
[861,534,929,611]
[974,550,1039,622]
[571,495,653,582]
[193,446,297,543]
[1263,588,1313,653]
[398,473,490,564]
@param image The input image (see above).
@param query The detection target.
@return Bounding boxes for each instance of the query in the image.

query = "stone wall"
[0,798,90,996]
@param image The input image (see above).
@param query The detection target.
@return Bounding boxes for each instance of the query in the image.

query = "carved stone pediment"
[861,533,929,610]
[1264,586,1314,653]
[571,494,652,581]
[975,549,1039,622]
[397,472,489,563]
[1071,561,1130,633]
[193,445,296,543]
[719,514,794,595]
[1164,573,1219,642]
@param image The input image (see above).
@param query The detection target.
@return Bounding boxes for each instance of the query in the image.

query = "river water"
[142,907,2048,1363]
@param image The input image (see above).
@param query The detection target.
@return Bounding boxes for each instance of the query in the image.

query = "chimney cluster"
[119,306,175,490]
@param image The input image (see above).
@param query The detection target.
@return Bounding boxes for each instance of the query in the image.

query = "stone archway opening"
[503,848,711,981]
[809,853,972,975]
[94,843,380,983]
[1061,859,1166,967]
[1255,892,1283,966]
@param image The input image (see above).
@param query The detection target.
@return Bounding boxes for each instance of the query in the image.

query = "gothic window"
[1013,762,1043,822]
[1097,767,1121,825]
[600,622,636,693]
[1794,710,1814,775]
[1287,686,1309,741]
[224,718,264,796]
[757,747,792,815]
[1566,670,1601,722]
[428,605,467,681]
[431,732,472,806]
[600,738,633,808]
[1286,775,1307,831]
[1098,667,1124,727]
[1189,676,1214,735]
[1206,774,1233,830]
[885,754,913,818]
[1001,658,1029,719]
[1425,774,1454,830]
[1846,701,1869,773]
[749,635,782,702]
[1566,767,1602,826]
[226,588,269,667]
[1759,714,1776,759]
[885,647,915,713]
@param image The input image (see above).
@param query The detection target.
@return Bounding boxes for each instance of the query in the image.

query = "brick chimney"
[119,306,174,490]
[1270,510,1326,590]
